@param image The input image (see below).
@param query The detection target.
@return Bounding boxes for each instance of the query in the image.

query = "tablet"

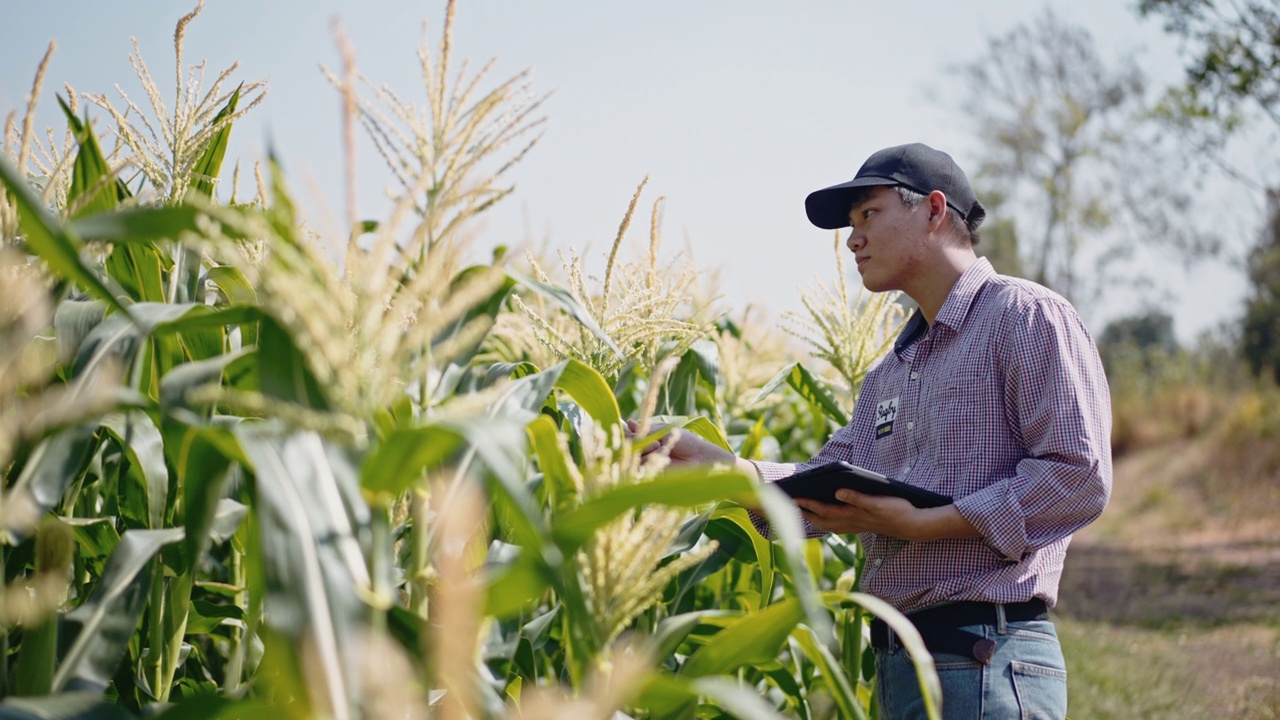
[774,461,952,508]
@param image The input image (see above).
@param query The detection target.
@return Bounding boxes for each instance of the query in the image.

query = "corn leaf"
[753,361,850,426]
[100,412,169,530]
[191,85,240,198]
[255,316,329,410]
[790,625,867,720]
[709,506,775,609]
[53,299,108,367]
[0,692,137,719]
[359,424,466,498]
[58,95,126,218]
[5,426,100,541]
[234,427,371,719]
[527,414,576,512]
[552,358,622,432]
[552,467,757,552]
[680,598,804,678]
[0,158,128,316]
[54,527,186,693]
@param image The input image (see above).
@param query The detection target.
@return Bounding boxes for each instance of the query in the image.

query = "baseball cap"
[804,143,987,230]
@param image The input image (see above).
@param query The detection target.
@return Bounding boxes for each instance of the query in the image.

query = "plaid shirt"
[751,258,1112,614]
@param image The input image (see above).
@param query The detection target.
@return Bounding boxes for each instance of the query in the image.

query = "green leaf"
[527,414,575,512]
[553,358,623,432]
[552,467,757,552]
[753,361,849,426]
[104,242,168,304]
[67,205,206,245]
[825,591,942,718]
[791,625,867,720]
[680,598,804,678]
[0,692,137,720]
[100,412,169,530]
[6,426,99,541]
[691,677,793,720]
[159,348,251,410]
[433,266,516,366]
[661,339,719,416]
[255,316,329,410]
[709,506,774,609]
[53,299,107,367]
[681,416,732,452]
[65,518,122,560]
[484,551,553,619]
[234,427,369,715]
[0,158,128,316]
[172,425,240,572]
[54,527,186,693]
[191,85,240,198]
[58,96,124,218]
[359,424,466,498]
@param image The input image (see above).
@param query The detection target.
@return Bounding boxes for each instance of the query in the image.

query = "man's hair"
[893,186,981,246]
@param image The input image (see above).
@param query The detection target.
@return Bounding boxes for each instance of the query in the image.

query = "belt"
[869,599,1049,665]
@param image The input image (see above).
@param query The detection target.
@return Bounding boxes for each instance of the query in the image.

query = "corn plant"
[0,3,940,719]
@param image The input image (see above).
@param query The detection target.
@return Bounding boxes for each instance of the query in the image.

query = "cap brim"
[804,176,898,229]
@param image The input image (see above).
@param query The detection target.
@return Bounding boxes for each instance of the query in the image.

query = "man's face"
[845,186,928,292]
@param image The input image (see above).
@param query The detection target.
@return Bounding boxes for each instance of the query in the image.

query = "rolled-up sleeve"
[953,297,1112,561]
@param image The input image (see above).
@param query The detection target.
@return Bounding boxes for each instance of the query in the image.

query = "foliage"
[1242,189,1280,383]
[1139,0,1280,135]
[953,8,1213,305]
[0,2,941,719]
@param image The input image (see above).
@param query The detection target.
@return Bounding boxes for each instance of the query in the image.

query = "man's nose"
[846,228,865,253]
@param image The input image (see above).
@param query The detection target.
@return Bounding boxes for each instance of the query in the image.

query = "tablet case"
[774,461,952,508]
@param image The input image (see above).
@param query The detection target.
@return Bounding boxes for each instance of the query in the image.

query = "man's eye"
[863,209,876,219]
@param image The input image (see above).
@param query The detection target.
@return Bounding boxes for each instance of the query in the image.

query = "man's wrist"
[908,504,980,542]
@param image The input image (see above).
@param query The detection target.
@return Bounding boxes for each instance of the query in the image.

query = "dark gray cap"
[804,143,987,230]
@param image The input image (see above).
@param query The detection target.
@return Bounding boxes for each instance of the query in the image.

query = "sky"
[1,0,1266,344]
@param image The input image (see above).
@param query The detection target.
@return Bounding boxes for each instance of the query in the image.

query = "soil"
[1057,435,1280,716]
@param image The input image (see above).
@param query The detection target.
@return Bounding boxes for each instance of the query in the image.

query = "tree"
[1140,0,1280,132]
[954,9,1211,307]
[1139,0,1280,190]
[1242,189,1280,382]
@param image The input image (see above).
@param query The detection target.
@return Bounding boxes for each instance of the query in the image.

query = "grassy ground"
[1056,436,1280,719]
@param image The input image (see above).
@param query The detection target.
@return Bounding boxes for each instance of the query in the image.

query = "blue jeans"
[875,613,1068,719]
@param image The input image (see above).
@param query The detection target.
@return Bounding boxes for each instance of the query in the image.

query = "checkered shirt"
[750,258,1113,614]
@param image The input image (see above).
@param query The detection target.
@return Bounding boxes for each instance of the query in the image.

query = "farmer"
[641,143,1112,719]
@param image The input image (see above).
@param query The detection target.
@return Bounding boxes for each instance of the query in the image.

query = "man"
[648,143,1112,719]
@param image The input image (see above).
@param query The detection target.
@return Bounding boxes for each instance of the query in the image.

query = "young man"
[649,143,1112,719]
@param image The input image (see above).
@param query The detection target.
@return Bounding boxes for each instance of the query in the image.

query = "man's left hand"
[794,489,980,542]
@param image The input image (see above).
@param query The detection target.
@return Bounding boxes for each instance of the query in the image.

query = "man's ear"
[926,190,949,231]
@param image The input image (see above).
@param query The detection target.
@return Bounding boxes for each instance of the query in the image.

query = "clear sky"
[1,0,1262,343]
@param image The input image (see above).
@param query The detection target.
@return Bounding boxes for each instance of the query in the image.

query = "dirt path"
[1057,436,1280,716]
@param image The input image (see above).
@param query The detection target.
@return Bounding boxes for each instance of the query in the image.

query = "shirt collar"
[893,257,996,353]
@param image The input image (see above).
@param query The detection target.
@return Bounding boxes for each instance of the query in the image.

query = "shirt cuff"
[954,482,1028,561]
[745,460,826,540]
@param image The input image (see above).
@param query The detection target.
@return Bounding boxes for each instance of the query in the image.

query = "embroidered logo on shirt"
[875,396,899,439]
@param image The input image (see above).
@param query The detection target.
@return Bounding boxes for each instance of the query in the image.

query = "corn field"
[0,3,939,718]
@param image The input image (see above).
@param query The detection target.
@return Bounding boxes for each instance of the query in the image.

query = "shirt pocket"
[930,374,983,472]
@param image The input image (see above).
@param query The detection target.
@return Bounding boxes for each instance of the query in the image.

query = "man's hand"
[626,419,735,466]
[624,419,761,480]
[794,489,981,542]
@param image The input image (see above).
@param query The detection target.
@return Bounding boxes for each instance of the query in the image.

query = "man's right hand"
[625,419,757,477]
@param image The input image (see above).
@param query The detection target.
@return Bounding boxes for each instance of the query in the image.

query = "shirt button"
[910,371,919,380]
[906,421,915,430]
[903,465,912,474]
[874,558,883,567]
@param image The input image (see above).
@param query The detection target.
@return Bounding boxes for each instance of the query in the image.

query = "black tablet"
[774,461,952,509]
